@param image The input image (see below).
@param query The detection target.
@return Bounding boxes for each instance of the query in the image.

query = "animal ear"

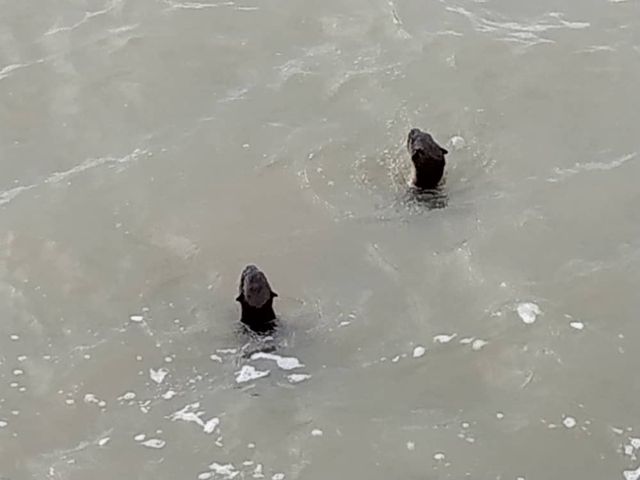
[441,147,448,155]
[235,294,243,302]
[271,291,278,298]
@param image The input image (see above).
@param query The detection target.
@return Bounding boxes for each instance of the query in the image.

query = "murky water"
[1,0,640,478]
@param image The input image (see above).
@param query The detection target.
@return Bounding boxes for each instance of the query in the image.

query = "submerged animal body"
[407,128,448,190]
[236,265,278,333]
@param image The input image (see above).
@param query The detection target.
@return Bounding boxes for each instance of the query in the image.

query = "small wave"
[162,0,234,10]
[547,152,637,182]
[446,7,589,48]
[0,63,26,80]
[107,24,140,35]
[0,59,47,81]
[45,148,148,184]
[575,45,616,54]
[217,85,251,103]
[0,185,37,207]
[45,0,123,36]
[0,148,148,208]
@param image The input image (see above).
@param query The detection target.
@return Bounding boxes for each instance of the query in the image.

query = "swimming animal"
[407,128,448,190]
[236,265,278,333]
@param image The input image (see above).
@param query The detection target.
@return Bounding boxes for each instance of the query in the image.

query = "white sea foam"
[287,373,311,384]
[208,462,240,479]
[150,368,168,384]
[433,334,457,344]
[162,390,177,400]
[98,437,110,446]
[449,135,466,150]
[119,391,136,401]
[472,339,488,351]
[250,352,304,370]
[168,402,220,434]
[235,365,270,383]
[141,438,166,449]
[517,302,541,324]
[412,346,426,358]
[624,465,640,480]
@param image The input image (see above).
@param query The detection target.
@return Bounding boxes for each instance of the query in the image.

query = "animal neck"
[240,298,277,333]
[413,162,444,190]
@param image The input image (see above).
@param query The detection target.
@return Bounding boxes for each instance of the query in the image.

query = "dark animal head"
[236,265,277,308]
[406,128,448,190]
[407,128,448,160]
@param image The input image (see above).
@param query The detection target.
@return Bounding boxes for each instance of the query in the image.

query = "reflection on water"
[405,186,449,211]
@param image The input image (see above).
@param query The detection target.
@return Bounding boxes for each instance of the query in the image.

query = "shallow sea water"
[1,0,640,479]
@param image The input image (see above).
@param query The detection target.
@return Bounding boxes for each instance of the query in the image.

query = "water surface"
[1,0,640,479]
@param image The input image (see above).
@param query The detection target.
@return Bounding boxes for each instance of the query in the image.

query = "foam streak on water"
[249,352,304,370]
[0,148,148,207]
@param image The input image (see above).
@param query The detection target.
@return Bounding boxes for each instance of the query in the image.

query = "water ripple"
[0,148,149,207]
[45,0,123,36]
[547,152,637,182]
[0,59,47,81]
[446,7,589,48]
[161,0,253,11]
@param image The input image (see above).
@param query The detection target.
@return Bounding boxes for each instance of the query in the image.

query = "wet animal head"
[407,128,448,160]
[237,265,277,308]
[406,128,448,189]
[407,128,424,150]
